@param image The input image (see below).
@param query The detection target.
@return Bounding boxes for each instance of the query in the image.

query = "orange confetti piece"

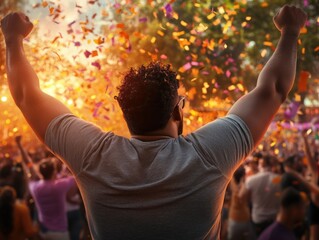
[116,23,125,29]
[263,41,273,47]
[272,176,282,184]
[172,31,185,38]
[51,36,60,43]
[300,27,307,34]
[237,83,244,92]
[157,30,165,37]
[302,48,306,54]
[195,23,208,33]
[49,7,55,14]
[207,12,216,20]
[42,1,48,7]
[228,85,236,91]
[189,36,196,44]
[94,37,104,45]
[180,21,188,27]
[91,50,98,57]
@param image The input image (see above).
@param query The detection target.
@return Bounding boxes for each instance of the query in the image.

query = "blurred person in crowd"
[281,154,308,194]
[0,186,39,240]
[240,155,281,236]
[0,157,14,187]
[29,158,75,240]
[1,5,307,239]
[303,132,319,240]
[220,187,231,240]
[245,152,262,178]
[66,184,84,240]
[0,155,28,200]
[53,159,84,240]
[281,154,311,238]
[228,166,255,240]
[285,132,319,240]
[11,161,28,199]
[258,187,307,240]
[16,136,76,240]
[57,165,84,240]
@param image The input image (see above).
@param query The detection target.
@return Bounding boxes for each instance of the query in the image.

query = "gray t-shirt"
[45,114,253,240]
[246,171,281,223]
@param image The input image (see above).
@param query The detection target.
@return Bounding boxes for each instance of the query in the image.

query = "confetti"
[84,50,91,58]
[164,3,173,18]
[0,0,318,145]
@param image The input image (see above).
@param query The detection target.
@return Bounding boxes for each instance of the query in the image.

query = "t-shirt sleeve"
[186,114,254,179]
[45,114,112,175]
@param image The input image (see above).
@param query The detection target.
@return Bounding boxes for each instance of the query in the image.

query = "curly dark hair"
[115,62,179,134]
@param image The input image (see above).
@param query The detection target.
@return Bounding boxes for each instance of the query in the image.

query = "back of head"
[233,166,245,184]
[115,62,179,135]
[260,155,274,168]
[0,157,13,179]
[280,187,304,209]
[39,158,56,180]
[0,186,16,236]
[284,154,303,173]
[253,152,263,161]
[11,162,27,200]
[283,155,297,168]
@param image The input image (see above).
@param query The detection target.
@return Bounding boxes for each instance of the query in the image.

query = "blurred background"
[0,0,318,150]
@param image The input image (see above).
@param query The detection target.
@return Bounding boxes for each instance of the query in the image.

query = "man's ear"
[172,106,182,121]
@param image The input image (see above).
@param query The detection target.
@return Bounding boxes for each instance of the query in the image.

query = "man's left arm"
[1,12,71,142]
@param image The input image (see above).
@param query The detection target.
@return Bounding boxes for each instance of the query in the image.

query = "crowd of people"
[220,131,319,240]
[0,136,90,240]
[0,4,310,240]
[0,130,319,240]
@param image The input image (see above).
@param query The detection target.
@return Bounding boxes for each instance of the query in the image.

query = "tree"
[104,0,319,107]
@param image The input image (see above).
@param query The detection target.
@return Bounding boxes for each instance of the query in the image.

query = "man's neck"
[131,124,179,141]
[131,134,173,141]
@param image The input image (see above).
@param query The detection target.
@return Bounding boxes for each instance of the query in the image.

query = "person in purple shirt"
[16,137,76,240]
[29,158,75,240]
[258,187,307,240]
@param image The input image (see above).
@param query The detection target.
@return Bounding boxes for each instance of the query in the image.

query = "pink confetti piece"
[93,102,103,117]
[139,17,148,22]
[84,50,91,58]
[182,62,192,71]
[91,61,101,70]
